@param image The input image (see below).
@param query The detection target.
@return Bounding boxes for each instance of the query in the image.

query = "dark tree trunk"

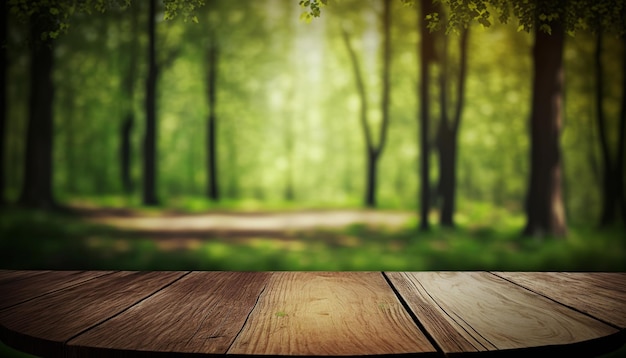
[438,129,458,226]
[0,1,6,206]
[594,31,618,227]
[523,24,567,237]
[142,0,159,206]
[120,3,138,194]
[618,36,626,225]
[418,0,436,230]
[437,28,468,228]
[206,36,219,201]
[365,150,379,207]
[121,113,133,193]
[19,15,55,209]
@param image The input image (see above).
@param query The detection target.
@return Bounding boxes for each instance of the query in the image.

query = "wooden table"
[0,271,625,357]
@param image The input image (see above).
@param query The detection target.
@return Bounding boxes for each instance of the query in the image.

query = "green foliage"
[299,0,327,22]
[398,0,625,36]
[436,0,626,36]
[163,0,205,22]
[7,0,205,42]
[8,0,130,41]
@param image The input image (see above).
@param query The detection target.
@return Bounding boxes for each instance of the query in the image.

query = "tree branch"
[341,26,373,151]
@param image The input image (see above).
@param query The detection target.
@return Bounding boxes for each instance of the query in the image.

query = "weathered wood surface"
[228,272,436,356]
[493,272,626,328]
[384,272,622,355]
[0,271,186,357]
[0,270,113,310]
[1,270,625,357]
[67,271,270,356]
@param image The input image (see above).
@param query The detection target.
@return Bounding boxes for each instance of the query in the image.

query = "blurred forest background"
[0,0,625,274]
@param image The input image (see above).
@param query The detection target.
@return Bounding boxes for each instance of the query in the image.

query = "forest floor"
[71,206,415,251]
[1,202,624,272]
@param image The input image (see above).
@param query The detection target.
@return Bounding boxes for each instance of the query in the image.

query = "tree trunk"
[438,129,457,226]
[523,24,567,237]
[594,31,618,227]
[365,150,378,207]
[206,36,219,201]
[368,0,392,208]
[142,0,159,206]
[342,0,391,209]
[618,36,626,225]
[19,15,55,209]
[418,0,436,230]
[0,1,6,205]
[120,3,138,194]
[436,28,468,228]
[341,29,373,207]
[121,113,133,193]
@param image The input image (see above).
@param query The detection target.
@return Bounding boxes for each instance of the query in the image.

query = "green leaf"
[299,11,312,23]
[477,17,491,27]
[49,7,59,15]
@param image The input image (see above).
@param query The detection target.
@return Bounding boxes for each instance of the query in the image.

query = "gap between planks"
[381,271,448,357]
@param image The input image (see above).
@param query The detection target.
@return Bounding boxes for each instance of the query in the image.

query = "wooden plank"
[228,272,437,356]
[386,272,620,355]
[0,271,186,358]
[66,271,271,357]
[0,270,47,282]
[383,272,485,353]
[493,272,626,328]
[0,270,114,310]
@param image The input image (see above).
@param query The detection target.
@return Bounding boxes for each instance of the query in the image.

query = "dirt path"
[78,208,415,236]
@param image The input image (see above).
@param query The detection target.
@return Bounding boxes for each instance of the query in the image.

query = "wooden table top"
[0,271,625,357]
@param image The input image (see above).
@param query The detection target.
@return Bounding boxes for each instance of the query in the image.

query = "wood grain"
[492,272,626,328]
[386,271,619,354]
[0,270,47,282]
[228,272,437,356]
[383,272,484,353]
[0,270,113,310]
[2,271,625,357]
[67,271,270,356]
[0,271,185,357]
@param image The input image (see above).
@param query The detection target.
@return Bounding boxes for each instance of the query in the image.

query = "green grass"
[0,203,624,271]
